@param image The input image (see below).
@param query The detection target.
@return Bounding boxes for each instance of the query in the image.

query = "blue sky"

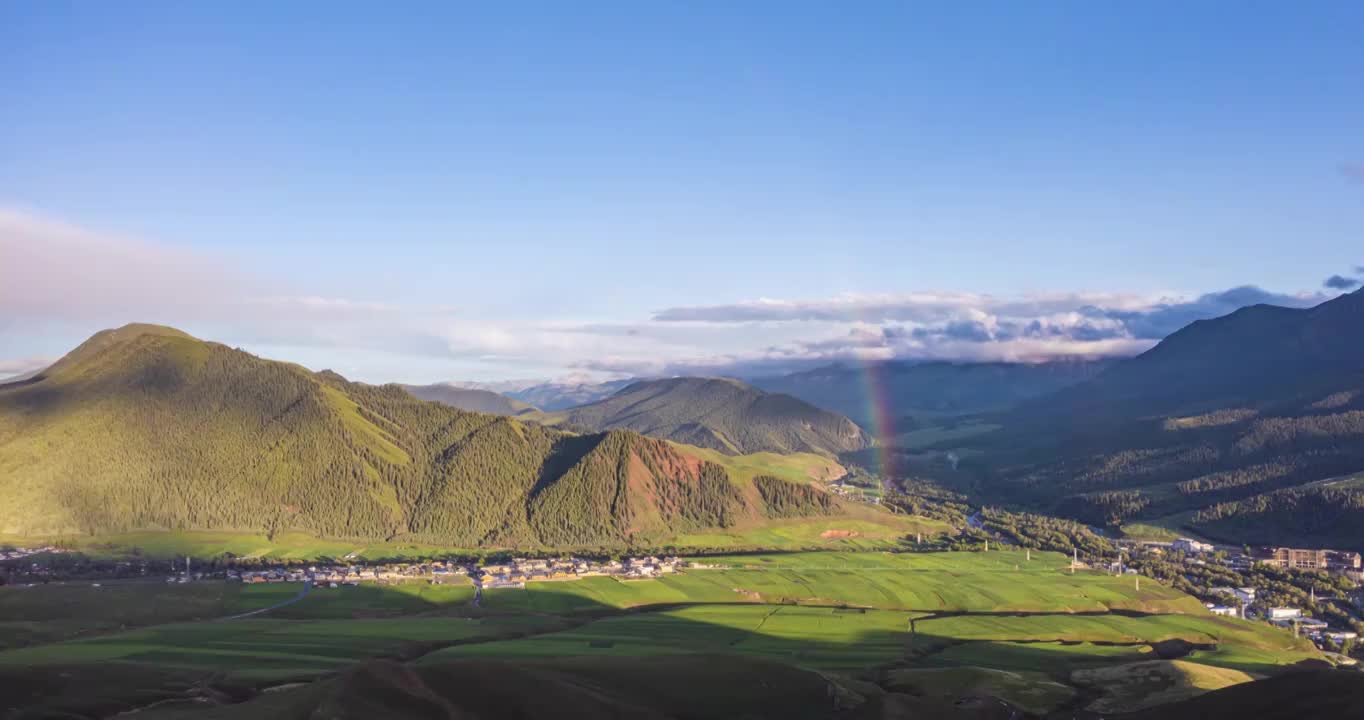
[2,2,1362,383]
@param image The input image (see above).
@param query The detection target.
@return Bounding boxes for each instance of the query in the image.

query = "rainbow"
[855,357,898,488]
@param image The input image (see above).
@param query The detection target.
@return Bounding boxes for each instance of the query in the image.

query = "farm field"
[503,550,1204,614]
[0,550,1326,718]
[671,512,951,551]
[427,605,923,670]
[0,616,563,680]
[239,581,475,619]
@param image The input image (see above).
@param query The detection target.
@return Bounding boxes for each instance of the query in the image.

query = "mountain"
[956,289,1364,547]
[0,324,846,546]
[537,377,870,457]
[1030,287,1364,419]
[399,383,536,416]
[507,379,637,411]
[751,359,1110,427]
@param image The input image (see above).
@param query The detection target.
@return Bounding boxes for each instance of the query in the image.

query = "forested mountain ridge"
[752,359,1109,427]
[0,325,844,546]
[399,383,537,416]
[535,377,870,457]
[960,289,1364,548]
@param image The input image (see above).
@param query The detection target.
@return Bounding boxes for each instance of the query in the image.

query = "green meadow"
[0,616,561,680]
[426,605,921,671]
[0,550,1324,718]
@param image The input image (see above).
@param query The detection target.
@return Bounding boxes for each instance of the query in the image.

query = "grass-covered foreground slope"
[0,551,1332,719]
[0,324,900,549]
[531,376,871,456]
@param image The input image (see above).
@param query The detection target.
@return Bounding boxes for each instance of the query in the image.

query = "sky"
[2,2,1362,384]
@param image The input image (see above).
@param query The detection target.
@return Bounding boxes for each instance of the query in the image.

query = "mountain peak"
[543,376,868,456]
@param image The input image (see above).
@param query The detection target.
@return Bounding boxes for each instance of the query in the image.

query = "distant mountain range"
[751,359,1110,427]
[955,288,1364,549]
[399,383,536,416]
[504,379,637,411]
[0,324,847,546]
[531,377,870,457]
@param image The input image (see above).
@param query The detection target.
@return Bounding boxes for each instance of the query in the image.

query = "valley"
[1,549,1336,719]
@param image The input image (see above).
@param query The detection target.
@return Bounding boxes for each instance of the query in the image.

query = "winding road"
[218,581,313,621]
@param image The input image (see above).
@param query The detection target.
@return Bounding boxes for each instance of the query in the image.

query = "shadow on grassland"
[0,580,1329,720]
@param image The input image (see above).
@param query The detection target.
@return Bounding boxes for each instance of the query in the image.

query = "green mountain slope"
[956,289,1364,547]
[535,377,870,456]
[398,383,536,416]
[0,325,849,547]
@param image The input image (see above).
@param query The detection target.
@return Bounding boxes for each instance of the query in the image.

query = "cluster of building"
[0,545,62,561]
[1164,538,1362,575]
[224,555,680,589]
[1133,539,1364,652]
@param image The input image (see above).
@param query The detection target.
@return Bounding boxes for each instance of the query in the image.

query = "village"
[1123,538,1364,654]
[6,535,1364,656]
[222,555,683,590]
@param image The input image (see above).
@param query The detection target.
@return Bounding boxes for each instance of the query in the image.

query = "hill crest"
[538,376,870,456]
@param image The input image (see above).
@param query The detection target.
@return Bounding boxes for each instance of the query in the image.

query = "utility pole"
[1135,575,1140,591]
[1026,549,1031,561]
[984,540,989,552]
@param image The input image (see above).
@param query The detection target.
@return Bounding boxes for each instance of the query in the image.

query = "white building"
[1207,605,1238,617]
[1172,538,1214,554]
[1233,587,1256,606]
[1268,607,1302,620]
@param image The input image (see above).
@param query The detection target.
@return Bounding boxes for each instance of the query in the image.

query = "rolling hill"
[752,359,1109,427]
[0,324,854,547]
[398,383,536,416]
[534,377,871,457]
[955,288,1364,547]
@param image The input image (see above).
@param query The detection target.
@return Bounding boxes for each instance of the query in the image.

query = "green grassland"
[0,582,283,650]
[0,550,1326,718]
[668,443,846,485]
[0,615,561,680]
[913,612,1318,674]
[670,510,951,551]
[472,551,1201,615]
[922,640,1155,673]
[426,605,919,671]
[241,581,475,619]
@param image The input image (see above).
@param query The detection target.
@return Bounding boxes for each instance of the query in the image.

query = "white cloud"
[0,206,1335,384]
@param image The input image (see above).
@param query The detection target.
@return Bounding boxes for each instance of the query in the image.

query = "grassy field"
[475,551,1202,615]
[0,615,562,680]
[921,640,1155,673]
[668,443,846,485]
[0,581,285,650]
[240,581,475,619]
[426,605,921,670]
[672,511,950,551]
[912,612,1317,674]
[1,550,1327,718]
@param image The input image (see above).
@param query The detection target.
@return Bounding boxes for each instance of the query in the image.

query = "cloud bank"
[0,207,1337,383]
[1325,274,1361,290]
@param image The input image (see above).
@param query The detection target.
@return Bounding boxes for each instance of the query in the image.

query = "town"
[5,536,1364,658]
[1123,538,1364,656]
[227,554,682,589]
